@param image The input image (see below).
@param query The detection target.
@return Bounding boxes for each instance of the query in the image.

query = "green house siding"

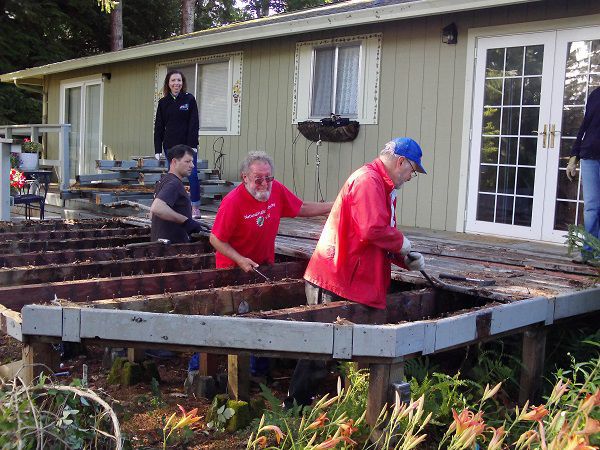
[42,0,600,232]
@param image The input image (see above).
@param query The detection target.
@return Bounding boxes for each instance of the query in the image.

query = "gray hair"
[240,151,275,175]
[379,141,399,161]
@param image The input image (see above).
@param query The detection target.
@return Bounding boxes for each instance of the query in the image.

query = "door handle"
[549,124,561,148]
[533,124,548,148]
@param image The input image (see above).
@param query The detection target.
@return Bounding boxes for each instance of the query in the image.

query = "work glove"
[183,218,205,235]
[399,236,412,256]
[404,251,425,271]
[155,153,162,160]
[566,156,578,182]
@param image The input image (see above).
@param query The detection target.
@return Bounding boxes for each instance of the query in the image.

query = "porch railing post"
[59,124,71,191]
[0,138,12,221]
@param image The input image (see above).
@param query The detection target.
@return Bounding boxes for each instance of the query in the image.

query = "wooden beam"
[0,241,211,268]
[0,253,216,286]
[519,327,547,404]
[366,362,405,428]
[0,304,22,340]
[0,233,151,254]
[0,219,134,233]
[0,226,149,243]
[228,354,250,401]
[3,261,306,311]
[21,340,59,385]
[88,279,306,315]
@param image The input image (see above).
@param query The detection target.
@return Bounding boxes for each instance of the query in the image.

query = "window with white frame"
[156,52,243,135]
[294,34,381,124]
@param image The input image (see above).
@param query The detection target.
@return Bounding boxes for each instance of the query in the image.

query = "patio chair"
[13,171,51,220]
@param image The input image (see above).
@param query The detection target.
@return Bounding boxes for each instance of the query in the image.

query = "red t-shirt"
[212,180,303,268]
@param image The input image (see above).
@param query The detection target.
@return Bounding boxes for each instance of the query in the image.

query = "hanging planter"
[297,116,360,143]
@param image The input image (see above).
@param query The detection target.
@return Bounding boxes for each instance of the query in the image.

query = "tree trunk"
[181,0,196,34]
[110,0,123,51]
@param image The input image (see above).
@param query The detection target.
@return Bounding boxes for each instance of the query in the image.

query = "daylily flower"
[253,435,267,448]
[522,405,549,422]
[451,408,485,435]
[314,436,357,449]
[338,419,358,437]
[580,390,600,414]
[563,435,597,450]
[258,425,284,444]
[172,404,202,430]
[306,413,329,430]
[548,379,569,404]
[487,426,506,450]
[515,429,539,448]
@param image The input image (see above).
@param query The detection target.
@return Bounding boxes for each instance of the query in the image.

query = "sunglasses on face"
[249,175,275,186]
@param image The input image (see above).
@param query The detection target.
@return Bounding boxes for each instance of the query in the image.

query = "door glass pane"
[198,62,229,131]
[65,87,81,179]
[477,44,543,226]
[311,47,334,117]
[553,39,600,231]
[83,84,101,174]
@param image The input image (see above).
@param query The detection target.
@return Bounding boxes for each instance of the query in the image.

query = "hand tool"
[253,266,272,283]
[439,273,496,286]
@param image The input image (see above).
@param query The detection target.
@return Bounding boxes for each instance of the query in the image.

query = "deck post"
[366,361,405,428]
[519,327,547,404]
[227,354,250,401]
[0,138,12,221]
[21,340,59,385]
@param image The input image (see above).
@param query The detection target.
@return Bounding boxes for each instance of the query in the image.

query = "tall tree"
[181,0,196,34]
[110,0,123,50]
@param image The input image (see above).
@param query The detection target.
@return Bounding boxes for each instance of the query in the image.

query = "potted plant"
[20,138,42,171]
[9,168,26,195]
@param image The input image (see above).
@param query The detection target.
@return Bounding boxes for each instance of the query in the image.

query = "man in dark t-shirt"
[150,145,207,243]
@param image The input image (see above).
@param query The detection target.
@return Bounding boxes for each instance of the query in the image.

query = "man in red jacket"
[286,137,426,407]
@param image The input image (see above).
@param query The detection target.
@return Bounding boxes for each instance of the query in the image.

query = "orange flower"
[315,436,357,449]
[306,413,329,430]
[487,426,505,450]
[580,390,600,414]
[259,425,284,444]
[253,435,267,448]
[522,405,549,422]
[564,435,597,450]
[339,419,358,437]
[452,408,485,435]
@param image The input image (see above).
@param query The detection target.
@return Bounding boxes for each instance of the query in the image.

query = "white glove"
[404,251,425,271]
[566,156,578,182]
[399,236,412,256]
[155,153,162,160]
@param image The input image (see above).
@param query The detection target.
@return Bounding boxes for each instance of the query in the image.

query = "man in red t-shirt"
[210,151,333,271]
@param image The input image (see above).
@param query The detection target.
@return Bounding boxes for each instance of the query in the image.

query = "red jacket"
[304,158,407,309]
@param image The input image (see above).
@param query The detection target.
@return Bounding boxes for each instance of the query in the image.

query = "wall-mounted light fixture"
[441,23,458,45]
[101,72,112,81]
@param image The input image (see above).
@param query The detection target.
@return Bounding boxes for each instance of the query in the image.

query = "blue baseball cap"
[392,137,426,174]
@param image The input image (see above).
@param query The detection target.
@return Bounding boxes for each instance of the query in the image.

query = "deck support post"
[127,347,145,363]
[228,354,250,401]
[21,340,59,385]
[519,327,547,404]
[366,361,405,428]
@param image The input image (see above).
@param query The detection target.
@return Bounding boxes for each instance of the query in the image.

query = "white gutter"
[1,0,539,82]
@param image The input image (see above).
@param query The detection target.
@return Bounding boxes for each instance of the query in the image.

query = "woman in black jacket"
[154,70,201,218]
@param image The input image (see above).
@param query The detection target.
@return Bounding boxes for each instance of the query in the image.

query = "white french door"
[61,78,103,177]
[467,27,600,243]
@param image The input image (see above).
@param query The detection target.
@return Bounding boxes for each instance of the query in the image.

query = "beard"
[246,184,272,202]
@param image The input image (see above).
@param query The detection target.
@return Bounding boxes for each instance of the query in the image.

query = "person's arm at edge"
[297,201,334,217]
[209,233,258,273]
[150,198,188,224]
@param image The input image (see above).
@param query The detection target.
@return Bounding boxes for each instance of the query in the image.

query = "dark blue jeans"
[581,159,600,255]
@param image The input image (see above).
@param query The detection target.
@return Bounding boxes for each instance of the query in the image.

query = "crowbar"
[253,266,272,283]
[439,273,496,287]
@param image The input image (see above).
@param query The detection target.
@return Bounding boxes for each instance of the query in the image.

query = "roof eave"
[0,0,539,82]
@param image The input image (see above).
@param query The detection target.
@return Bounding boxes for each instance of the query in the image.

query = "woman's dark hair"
[162,70,187,97]
[167,144,194,161]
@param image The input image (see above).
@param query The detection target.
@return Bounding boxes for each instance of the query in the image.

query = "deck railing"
[0,124,71,191]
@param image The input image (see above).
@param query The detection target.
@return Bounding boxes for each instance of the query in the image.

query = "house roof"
[1,0,538,84]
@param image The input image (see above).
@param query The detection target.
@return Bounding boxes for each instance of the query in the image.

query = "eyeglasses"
[250,175,274,186]
[407,160,418,179]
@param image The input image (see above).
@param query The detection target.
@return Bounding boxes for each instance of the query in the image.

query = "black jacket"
[572,87,600,160]
[154,92,199,155]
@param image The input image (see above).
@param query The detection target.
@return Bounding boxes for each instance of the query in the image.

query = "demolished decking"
[0,217,598,427]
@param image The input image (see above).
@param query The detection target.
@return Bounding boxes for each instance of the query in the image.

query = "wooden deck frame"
[0,233,151,253]
[0,226,149,243]
[6,286,597,425]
